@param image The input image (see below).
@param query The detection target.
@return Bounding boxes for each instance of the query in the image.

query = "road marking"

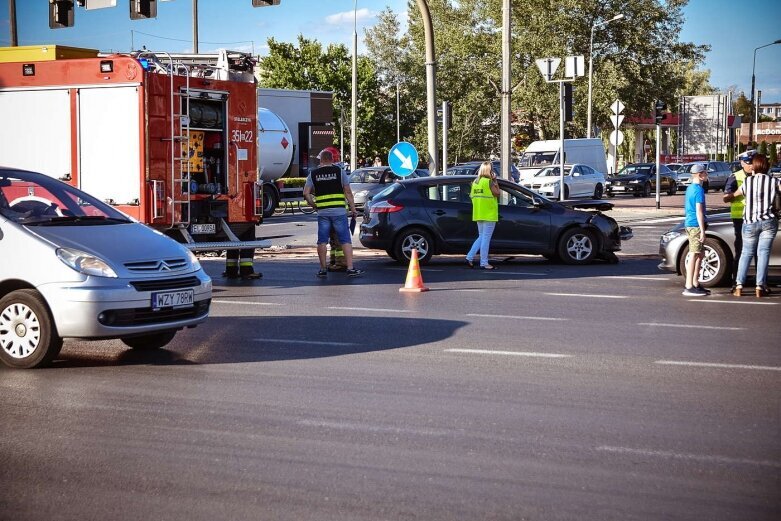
[692,299,778,306]
[445,348,571,358]
[597,276,671,281]
[298,419,450,436]
[545,292,627,299]
[638,322,744,331]
[329,306,411,313]
[597,445,781,469]
[467,313,567,321]
[212,299,283,306]
[256,339,358,346]
[655,360,781,372]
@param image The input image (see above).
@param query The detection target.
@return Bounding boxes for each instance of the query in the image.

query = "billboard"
[679,95,728,156]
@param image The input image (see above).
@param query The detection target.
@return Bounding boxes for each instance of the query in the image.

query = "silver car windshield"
[0,171,133,226]
[536,166,572,177]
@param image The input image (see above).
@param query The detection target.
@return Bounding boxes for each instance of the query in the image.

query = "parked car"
[728,161,742,173]
[520,163,606,199]
[676,161,732,191]
[349,167,428,209]
[0,167,212,369]
[605,163,678,197]
[658,213,781,288]
[359,175,630,265]
[667,163,683,173]
[446,161,520,183]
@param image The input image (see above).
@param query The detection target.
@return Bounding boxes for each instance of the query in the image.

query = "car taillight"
[370,200,404,213]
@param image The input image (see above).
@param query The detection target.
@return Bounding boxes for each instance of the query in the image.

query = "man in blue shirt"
[682,163,709,296]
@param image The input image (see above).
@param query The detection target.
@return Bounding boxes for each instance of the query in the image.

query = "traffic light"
[444,101,453,130]
[252,0,281,6]
[563,83,573,122]
[49,0,75,29]
[130,0,156,20]
[654,100,667,124]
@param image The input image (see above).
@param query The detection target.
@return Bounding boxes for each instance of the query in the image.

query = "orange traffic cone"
[399,249,430,293]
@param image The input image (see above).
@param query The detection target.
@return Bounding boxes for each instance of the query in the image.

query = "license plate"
[151,289,194,310]
[191,223,216,234]
[612,186,625,191]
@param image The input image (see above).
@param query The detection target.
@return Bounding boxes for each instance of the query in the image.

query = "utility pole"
[415,0,438,176]
[351,0,358,172]
[9,0,18,46]
[192,0,199,53]
[500,0,511,180]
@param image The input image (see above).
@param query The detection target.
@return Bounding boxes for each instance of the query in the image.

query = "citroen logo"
[159,261,172,272]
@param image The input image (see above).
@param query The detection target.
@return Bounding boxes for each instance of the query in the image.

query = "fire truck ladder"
[136,51,193,228]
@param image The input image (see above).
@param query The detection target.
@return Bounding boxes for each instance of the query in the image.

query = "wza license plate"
[191,223,216,234]
[151,289,194,310]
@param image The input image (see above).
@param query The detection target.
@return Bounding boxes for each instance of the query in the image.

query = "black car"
[447,161,520,183]
[606,163,678,197]
[359,175,630,265]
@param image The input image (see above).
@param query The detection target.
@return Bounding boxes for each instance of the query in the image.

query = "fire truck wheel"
[0,290,63,369]
[263,189,279,218]
[121,331,177,350]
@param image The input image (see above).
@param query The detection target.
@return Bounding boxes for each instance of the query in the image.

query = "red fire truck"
[0,45,267,252]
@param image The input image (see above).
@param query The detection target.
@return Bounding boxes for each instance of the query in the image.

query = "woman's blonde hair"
[477,161,493,179]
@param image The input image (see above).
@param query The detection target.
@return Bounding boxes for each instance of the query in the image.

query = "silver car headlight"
[56,247,118,278]
[661,230,683,243]
[186,249,202,270]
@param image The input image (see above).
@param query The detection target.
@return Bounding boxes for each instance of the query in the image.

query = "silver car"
[658,213,781,288]
[0,168,212,369]
[676,161,732,192]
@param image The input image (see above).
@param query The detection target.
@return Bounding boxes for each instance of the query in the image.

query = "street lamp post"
[586,13,624,138]
[749,39,781,146]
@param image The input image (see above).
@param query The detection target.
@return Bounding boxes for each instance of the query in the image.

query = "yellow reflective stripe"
[317,194,345,202]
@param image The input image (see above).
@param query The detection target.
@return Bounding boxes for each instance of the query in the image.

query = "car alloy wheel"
[0,290,63,369]
[680,238,728,288]
[557,228,597,265]
[394,228,433,265]
[593,184,603,199]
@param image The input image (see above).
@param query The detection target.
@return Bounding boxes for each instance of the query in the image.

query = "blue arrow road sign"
[388,142,419,177]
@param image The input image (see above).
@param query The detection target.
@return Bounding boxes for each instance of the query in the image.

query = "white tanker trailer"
[257,107,294,217]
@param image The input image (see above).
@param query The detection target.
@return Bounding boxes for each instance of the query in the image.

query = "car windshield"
[446,166,477,176]
[679,163,706,173]
[536,166,572,177]
[519,151,556,167]
[616,165,652,176]
[0,170,133,226]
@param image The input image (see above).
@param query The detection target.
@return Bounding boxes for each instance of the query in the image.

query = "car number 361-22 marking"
[231,130,253,144]
[151,290,194,310]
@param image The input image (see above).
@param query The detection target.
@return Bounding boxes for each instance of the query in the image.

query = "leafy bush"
[279,177,307,188]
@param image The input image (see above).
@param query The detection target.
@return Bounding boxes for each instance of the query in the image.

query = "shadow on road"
[50,315,468,369]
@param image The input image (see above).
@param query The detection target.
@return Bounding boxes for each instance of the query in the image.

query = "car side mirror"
[532,196,545,207]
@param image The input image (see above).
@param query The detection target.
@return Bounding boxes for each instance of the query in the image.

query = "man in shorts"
[682,163,709,297]
[303,149,363,278]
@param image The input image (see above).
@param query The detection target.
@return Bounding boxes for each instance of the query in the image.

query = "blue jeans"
[316,214,352,245]
[735,219,778,287]
[466,221,497,267]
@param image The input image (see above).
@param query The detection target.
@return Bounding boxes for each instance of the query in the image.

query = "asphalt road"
[2,193,779,521]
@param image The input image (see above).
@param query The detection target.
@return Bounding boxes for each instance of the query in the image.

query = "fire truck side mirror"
[130,0,157,20]
[49,0,75,29]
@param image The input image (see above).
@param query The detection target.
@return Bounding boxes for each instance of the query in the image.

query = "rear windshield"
[617,165,652,176]
[372,182,404,201]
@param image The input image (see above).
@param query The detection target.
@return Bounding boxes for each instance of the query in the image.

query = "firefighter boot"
[239,249,262,280]
[223,251,240,279]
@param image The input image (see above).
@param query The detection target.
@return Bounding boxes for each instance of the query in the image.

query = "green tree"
[366,0,711,160]
[733,92,754,121]
[258,35,391,159]
[768,143,778,166]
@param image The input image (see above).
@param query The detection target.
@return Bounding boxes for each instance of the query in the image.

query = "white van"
[517,138,607,180]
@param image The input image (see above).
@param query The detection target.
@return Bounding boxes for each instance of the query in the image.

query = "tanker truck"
[257,88,335,217]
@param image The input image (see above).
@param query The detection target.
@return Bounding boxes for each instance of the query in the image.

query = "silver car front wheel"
[0,290,62,369]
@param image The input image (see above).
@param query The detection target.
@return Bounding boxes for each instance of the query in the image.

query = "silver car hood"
[27,222,192,266]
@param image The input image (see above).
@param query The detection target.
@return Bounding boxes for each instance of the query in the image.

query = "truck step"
[182,240,272,252]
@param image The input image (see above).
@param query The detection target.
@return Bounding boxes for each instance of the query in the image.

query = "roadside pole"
[416,0,439,176]
[655,122,661,209]
[442,101,448,175]
[558,82,565,200]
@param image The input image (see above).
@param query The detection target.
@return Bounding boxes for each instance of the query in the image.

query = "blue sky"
[0,0,779,103]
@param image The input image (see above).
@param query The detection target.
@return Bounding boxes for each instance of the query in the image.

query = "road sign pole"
[559,81,565,201]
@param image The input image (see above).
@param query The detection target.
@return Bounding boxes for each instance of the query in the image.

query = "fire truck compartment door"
[78,86,141,204]
[0,89,71,179]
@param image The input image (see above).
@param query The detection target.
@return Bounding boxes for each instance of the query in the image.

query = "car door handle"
[432,210,446,215]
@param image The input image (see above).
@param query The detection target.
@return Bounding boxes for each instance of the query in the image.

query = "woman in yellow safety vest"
[466,161,500,270]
